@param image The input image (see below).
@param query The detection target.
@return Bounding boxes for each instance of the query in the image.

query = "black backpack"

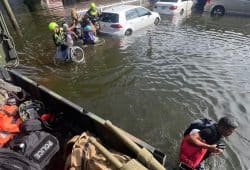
[184,118,214,136]
[0,148,41,170]
[7,119,59,169]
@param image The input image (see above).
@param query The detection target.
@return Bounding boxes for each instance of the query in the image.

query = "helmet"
[84,25,92,31]
[48,22,58,31]
[90,2,96,9]
[19,100,45,121]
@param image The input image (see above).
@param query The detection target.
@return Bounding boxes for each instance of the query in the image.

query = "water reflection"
[160,10,192,27]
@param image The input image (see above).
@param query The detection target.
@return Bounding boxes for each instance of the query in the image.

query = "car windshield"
[99,12,119,23]
[159,0,178,2]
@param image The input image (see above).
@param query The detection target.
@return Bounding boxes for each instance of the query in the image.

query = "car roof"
[102,5,142,14]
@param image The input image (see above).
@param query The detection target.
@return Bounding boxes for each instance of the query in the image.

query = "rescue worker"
[179,116,238,170]
[86,2,101,33]
[48,21,69,61]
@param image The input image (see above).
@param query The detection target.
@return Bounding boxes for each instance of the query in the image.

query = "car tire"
[125,29,132,36]
[154,18,160,25]
[211,6,225,17]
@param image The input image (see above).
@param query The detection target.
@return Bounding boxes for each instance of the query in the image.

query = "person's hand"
[208,144,223,154]
[210,149,223,156]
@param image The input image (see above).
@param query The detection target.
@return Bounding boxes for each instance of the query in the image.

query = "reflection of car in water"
[163,11,192,26]
[153,0,193,15]
[204,0,250,16]
[99,5,161,37]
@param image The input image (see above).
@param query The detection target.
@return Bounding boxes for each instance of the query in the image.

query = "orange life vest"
[179,135,208,169]
[0,105,22,147]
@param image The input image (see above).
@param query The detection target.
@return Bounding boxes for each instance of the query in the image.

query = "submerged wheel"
[211,6,225,17]
[70,46,85,63]
[154,17,160,25]
[125,29,132,36]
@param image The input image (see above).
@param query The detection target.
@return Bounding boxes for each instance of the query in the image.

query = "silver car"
[204,0,250,16]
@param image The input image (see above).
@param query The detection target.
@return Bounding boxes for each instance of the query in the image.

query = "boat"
[0,11,167,169]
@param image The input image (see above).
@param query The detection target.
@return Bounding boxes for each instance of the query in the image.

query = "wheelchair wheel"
[70,46,85,64]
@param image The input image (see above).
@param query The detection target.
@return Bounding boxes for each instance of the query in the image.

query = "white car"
[153,0,193,15]
[204,0,250,16]
[99,5,161,36]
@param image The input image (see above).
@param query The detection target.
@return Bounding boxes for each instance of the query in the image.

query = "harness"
[53,28,66,47]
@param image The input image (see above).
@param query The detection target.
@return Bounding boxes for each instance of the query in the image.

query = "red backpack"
[179,135,208,169]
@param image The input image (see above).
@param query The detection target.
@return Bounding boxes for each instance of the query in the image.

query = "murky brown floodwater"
[3,0,250,169]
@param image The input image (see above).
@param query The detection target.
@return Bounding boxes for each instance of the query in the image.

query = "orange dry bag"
[0,105,21,147]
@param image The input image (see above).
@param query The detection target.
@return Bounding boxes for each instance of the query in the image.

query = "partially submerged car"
[204,0,250,16]
[153,0,193,15]
[99,5,161,36]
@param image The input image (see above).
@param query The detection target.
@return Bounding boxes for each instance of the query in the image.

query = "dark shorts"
[179,162,193,170]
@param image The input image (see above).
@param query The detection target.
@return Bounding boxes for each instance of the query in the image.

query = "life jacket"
[0,104,21,147]
[179,135,208,169]
[53,28,67,49]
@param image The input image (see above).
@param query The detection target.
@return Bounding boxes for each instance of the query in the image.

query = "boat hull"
[7,69,167,169]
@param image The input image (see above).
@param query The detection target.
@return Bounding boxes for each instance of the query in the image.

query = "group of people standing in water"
[48,2,100,61]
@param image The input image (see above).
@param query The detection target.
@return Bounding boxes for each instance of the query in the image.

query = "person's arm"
[187,132,222,153]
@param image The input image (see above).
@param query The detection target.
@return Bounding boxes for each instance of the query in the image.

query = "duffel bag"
[64,131,131,170]
[8,130,59,169]
[0,148,41,170]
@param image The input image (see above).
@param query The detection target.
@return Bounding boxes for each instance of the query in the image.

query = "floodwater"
[3,0,250,169]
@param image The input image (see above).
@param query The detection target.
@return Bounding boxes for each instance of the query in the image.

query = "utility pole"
[2,0,23,37]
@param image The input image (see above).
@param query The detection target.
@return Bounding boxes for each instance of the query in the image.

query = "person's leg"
[178,162,193,170]
[195,163,205,170]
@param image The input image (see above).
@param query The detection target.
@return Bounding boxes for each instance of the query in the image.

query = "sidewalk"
[42,0,149,17]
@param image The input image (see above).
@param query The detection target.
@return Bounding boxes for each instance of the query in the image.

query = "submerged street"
[4,0,250,169]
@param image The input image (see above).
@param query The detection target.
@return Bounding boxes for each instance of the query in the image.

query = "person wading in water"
[48,22,70,61]
[179,116,238,170]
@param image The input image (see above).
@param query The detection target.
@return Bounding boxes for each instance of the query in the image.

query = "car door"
[222,0,241,14]
[240,0,250,15]
[125,9,140,31]
[135,7,154,29]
